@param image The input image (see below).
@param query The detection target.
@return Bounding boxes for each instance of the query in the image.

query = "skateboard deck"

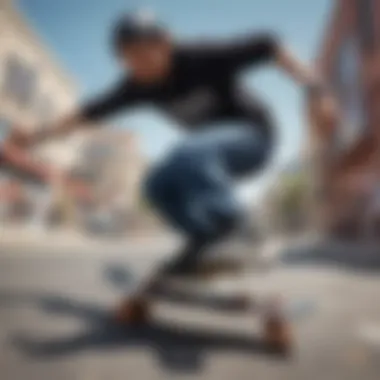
[110,244,313,354]
[147,277,315,321]
[148,277,253,312]
[106,243,257,312]
[105,241,250,284]
[107,258,315,322]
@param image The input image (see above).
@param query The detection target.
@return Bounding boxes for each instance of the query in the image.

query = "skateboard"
[110,246,309,354]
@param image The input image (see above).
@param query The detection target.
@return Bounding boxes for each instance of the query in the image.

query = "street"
[0,240,380,380]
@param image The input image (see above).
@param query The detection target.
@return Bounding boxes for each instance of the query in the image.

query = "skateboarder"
[8,11,338,340]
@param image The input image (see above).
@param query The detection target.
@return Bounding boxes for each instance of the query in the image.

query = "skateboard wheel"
[197,260,242,278]
[263,315,292,354]
[114,298,150,325]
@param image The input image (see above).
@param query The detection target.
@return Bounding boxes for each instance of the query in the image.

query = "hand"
[307,89,340,136]
[7,125,35,149]
[315,93,339,126]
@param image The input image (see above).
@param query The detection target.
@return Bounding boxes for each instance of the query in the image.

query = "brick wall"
[312,0,380,237]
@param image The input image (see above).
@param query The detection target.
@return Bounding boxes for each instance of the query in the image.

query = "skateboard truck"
[262,297,293,354]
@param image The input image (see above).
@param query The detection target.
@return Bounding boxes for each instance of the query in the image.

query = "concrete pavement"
[0,226,179,257]
[0,238,380,379]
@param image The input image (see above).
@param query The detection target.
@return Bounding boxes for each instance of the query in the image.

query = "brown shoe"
[114,297,150,325]
[197,259,243,278]
[262,301,292,354]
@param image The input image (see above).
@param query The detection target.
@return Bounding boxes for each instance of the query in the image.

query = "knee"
[210,197,243,237]
[143,158,186,207]
[143,165,169,208]
[185,194,242,241]
[214,208,241,236]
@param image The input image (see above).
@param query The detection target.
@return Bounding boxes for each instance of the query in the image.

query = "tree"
[276,171,310,231]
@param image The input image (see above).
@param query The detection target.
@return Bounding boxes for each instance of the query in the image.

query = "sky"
[16,0,331,199]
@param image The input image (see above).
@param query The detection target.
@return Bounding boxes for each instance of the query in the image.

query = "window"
[2,55,37,107]
[85,142,115,162]
[357,0,376,50]
[37,94,55,122]
[331,35,366,152]
[0,117,11,142]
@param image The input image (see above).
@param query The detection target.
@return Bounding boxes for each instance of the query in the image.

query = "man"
[9,11,338,330]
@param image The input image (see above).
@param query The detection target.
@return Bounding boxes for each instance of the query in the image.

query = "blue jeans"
[144,125,272,241]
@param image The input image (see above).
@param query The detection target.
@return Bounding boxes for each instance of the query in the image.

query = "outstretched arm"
[200,31,336,96]
[9,79,135,147]
[274,44,320,86]
[208,31,339,129]
[1,142,53,181]
[274,43,340,137]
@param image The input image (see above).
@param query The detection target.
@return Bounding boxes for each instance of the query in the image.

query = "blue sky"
[16,0,331,199]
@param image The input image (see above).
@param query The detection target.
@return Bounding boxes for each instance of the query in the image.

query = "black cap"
[112,10,167,52]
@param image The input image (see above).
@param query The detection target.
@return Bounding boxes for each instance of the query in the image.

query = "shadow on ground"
[279,241,380,273]
[0,291,286,374]
[103,263,136,290]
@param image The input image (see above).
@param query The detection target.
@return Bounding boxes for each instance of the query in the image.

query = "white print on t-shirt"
[165,87,218,125]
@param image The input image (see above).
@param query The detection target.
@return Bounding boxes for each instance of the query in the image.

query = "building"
[0,1,151,233]
[259,159,311,235]
[71,128,150,234]
[0,0,83,169]
[0,0,84,226]
[311,0,380,237]
[78,129,147,210]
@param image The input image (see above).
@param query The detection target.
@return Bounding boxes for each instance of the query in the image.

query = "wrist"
[305,81,330,98]
[33,124,51,144]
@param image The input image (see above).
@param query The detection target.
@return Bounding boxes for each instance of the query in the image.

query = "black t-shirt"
[81,32,279,141]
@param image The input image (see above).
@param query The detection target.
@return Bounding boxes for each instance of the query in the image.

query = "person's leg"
[137,126,290,351]
[115,125,270,323]
[199,124,272,177]
[143,141,241,235]
[141,146,240,274]
[115,137,240,323]
[150,125,271,264]
[145,125,270,276]
[115,151,218,323]
[159,188,244,276]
